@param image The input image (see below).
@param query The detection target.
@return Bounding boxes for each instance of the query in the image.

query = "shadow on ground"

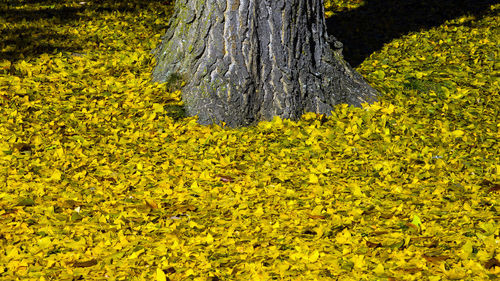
[0,0,173,62]
[1,0,496,66]
[326,0,498,67]
[2,0,496,65]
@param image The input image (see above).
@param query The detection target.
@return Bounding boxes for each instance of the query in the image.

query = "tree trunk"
[152,0,378,128]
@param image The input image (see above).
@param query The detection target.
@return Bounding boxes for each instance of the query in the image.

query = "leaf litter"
[0,1,499,280]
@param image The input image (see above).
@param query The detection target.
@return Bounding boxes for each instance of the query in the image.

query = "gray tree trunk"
[152,0,378,128]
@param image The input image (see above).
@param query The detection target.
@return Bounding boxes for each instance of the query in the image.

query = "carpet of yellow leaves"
[0,1,498,280]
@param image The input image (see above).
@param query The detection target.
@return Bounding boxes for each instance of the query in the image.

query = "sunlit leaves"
[324,0,365,17]
[0,0,499,280]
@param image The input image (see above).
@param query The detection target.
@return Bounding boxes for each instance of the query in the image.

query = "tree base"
[152,0,378,128]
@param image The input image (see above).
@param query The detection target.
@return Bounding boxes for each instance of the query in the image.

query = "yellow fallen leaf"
[156,268,166,281]
[352,185,364,197]
[254,206,264,217]
[152,103,164,113]
[49,169,62,181]
[37,237,52,249]
[461,240,473,259]
[309,174,319,184]
[145,199,159,209]
[190,181,203,193]
[373,264,384,275]
[309,250,319,262]
[206,233,214,244]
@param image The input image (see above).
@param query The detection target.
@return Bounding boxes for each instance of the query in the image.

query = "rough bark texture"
[152,0,378,128]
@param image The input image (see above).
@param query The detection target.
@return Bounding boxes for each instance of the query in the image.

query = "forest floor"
[0,0,499,280]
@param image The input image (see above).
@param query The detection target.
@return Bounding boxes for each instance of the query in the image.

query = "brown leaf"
[366,241,382,248]
[308,215,325,219]
[164,267,176,274]
[370,231,389,236]
[12,143,32,153]
[425,240,439,248]
[405,222,419,231]
[63,199,81,209]
[145,199,159,209]
[488,184,500,193]
[72,259,98,268]
[479,179,500,192]
[484,257,500,269]
[379,213,393,219]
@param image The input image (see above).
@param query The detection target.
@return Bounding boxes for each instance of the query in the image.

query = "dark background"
[1,0,498,65]
[326,0,498,66]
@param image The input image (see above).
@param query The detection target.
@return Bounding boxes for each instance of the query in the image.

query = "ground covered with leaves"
[0,0,499,280]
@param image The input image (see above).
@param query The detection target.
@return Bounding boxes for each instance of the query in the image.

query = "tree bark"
[152,0,378,128]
